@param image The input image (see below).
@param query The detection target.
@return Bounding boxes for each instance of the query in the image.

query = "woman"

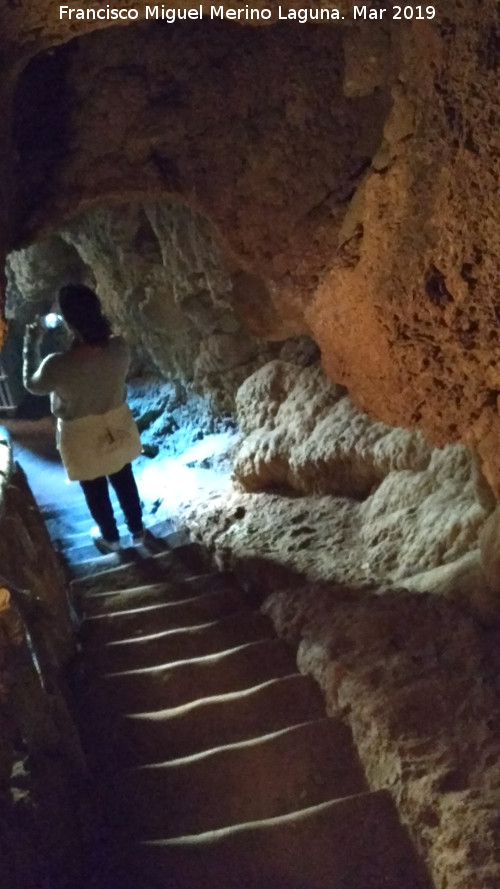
[23,284,144,554]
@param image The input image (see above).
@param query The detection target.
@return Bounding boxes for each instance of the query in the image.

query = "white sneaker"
[131,530,145,546]
[90,527,120,554]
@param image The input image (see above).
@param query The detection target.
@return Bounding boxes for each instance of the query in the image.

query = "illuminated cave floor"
[3,415,234,548]
[4,416,432,887]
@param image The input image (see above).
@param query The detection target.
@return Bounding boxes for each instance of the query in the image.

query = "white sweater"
[23,334,142,480]
[23,335,130,420]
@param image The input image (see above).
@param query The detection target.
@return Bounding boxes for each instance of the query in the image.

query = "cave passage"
[1,412,434,889]
[5,406,235,539]
[2,5,500,888]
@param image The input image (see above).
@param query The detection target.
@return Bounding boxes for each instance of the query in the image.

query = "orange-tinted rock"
[2,6,500,487]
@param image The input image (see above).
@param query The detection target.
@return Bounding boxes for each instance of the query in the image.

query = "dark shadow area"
[12,43,73,234]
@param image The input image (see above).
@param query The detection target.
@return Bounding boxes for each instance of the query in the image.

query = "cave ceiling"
[3,2,500,491]
[2,1,358,55]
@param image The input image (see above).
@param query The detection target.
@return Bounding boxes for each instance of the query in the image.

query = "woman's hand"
[23,320,48,393]
[24,320,45,340]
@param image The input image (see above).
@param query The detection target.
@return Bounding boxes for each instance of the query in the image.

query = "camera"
[41,313,63,330]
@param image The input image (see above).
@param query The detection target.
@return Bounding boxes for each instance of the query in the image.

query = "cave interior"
[1,4,500,889]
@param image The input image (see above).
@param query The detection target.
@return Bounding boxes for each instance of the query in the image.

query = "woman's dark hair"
[58,284,112,346]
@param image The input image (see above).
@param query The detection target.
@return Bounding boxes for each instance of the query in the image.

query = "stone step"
[48,517,173,549]
[119,673,327,764]
[68,548,123,578]
[88,609,274,673]
[47,510,176,547]
[70,543,213,595]
[90,638,296,713]
[69,540,209,582]
[44,512,112,542]
[81,583,248,644]
[61,540,162,570]
[59,521,183,564]
[60,532,166,566]
[46,504,116,524]
[79,571,241,618]
[117,717,367,839]
[121,790,431,889]
[44,501,168,532]
[46,515,118,543]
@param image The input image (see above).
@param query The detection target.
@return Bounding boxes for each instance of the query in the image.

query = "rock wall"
[307,3,500,470]
[178,361,492,600]
[264,580,500,889]
[0,429,87,889]
[2,1,361,57]
[177,360,500,889]
[7,202,287,412]
[234,360,433,497]
[2,7,500,491]
[9,18,389,331]
[2,10,500,886]
[60,204,283,411]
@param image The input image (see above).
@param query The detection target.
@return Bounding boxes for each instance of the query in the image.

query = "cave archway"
[5,5,500,488]
[10,18,390,305]
[5,198,297,415]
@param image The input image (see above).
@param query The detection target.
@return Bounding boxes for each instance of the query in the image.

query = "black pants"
[79,463,143,542]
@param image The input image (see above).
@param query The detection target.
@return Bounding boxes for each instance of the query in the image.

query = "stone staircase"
[46,504,432,889]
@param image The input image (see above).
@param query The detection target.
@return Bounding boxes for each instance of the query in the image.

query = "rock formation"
[2,6,500,887]
[180,360,493,601]
[263,579,500,889]
[6,202,287,411]
[1,3,499,488]
[234,360,433,496]
[0,431,86,889]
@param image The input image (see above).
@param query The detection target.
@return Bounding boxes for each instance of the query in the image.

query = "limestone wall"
[234,360,434,497]
[264,580,500,889]
[6,202,286,413]
[2,7,500,492]
[180,360,500,889]
[183,361,490,597]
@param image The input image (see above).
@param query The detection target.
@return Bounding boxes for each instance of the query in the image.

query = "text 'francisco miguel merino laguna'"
[59,5,345,22]
[59,5,438,21]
